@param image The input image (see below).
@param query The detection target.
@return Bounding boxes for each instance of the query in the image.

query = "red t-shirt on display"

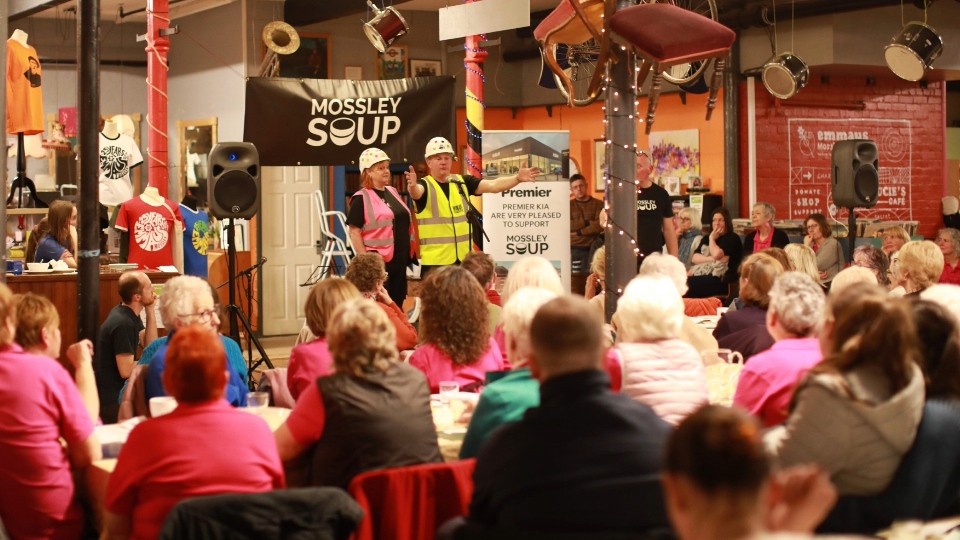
[105,399,285,540]
[115,196,184,269]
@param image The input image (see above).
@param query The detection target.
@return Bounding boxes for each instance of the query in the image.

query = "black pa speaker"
[832,140,879,208]
[208,142,260,219]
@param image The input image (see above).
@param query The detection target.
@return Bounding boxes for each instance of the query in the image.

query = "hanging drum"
[364,0,409,53]
[762,53,809,100]
[885,22,943,82]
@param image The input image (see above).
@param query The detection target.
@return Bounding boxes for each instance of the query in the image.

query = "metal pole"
[145,0,171,197]
[604,0,639,322]
[78,0,101,343]
[723,41,740,217]
[0,4,7,283]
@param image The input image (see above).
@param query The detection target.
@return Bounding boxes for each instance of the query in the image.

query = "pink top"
[733,338,823,427]
[288,337,334,401]
[0,345,94,540]
[106,399,285,540]
[409,337,505,393]
[286,382,329,445]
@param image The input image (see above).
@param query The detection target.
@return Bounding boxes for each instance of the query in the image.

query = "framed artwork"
[593,139,607,191]
[649,129,700,187]
[410,59,442,77]
[344,66,362,80]
[278,33,330,79]
[377,45,408,80]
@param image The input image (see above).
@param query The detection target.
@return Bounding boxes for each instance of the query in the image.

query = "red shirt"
[115,196,184,269]
[0,345,94,540]
[287,337,333,401]
[941,260,960,286]
[752,227,775,252]
[105,399,285,540]
[486,289,502,307]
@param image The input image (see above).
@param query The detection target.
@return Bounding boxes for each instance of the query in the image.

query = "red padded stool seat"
[609,3,736,63]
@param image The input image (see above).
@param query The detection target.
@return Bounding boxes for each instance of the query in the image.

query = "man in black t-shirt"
[635,151,678,267]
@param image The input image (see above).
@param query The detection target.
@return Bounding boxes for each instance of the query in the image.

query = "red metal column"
[463,8,486,179]
[145,0,170,197]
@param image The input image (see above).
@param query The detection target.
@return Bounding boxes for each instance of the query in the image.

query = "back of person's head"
[909,299,960,401]
[118,271,146,304]
[590,246,606,280]
[501,256,563,304]
[13,293,59,351]
[638,252,688,295]
[617,276,684,342]
[25,218,50,263]
[768,272,824,338]
[739,253,784,308]
[304,278,361,337]
[784,243,821,284]
[47,200,75,246]
[814,282,919,395]
[853,244,890,286]
[163,324,227,403]
[830,266,878,294]
[327,298,397,377]
[0,284,15,349]
[920,284,960,328]
[500,287,560,368]
[529,296,603,380]
[420,265,490,366]
[159,275,211,328]
[461,251,496,289]
[759,247,792,271]
[898,240,944,292]
[345,253,385,295]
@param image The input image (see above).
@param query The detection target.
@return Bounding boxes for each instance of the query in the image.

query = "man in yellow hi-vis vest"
[404,137,541,277]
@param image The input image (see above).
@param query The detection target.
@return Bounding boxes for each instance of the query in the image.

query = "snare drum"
[884,22,943,81]
[364,5,409,53]
[762,53,809,99]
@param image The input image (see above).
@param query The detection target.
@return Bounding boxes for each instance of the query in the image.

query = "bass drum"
[762,53,809,99]
[884,22,943,82]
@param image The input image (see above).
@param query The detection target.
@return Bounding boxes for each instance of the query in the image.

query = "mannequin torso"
[10,30,29,46]
[101,120,119,139]
[140,187,163,207]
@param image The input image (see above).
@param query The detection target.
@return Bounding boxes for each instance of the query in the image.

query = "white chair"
[313,190,354,279]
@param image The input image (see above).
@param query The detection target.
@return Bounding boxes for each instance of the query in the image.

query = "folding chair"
[313,190,354,280]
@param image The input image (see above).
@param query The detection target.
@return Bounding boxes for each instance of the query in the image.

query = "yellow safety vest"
[416,175,472,265]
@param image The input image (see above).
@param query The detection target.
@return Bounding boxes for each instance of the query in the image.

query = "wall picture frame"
[278,33,331,79]
[410,59,442,77]
[377,45,408,80]
[344,66,363,80]
[593,139,607,191]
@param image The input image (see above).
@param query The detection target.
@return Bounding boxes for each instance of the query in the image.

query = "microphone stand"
[452,180,490,250]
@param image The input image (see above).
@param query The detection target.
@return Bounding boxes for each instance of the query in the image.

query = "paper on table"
[158,265,179,273]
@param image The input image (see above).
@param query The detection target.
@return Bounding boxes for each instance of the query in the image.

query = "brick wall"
[739,76,945,239]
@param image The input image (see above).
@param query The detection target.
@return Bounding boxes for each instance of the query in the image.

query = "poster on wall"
[649,129,700,187]
[788,118,912,221]
[481,130,571,293]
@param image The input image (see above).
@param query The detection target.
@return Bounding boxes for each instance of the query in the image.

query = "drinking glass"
[439,381,459,405]
[246,392,270,411]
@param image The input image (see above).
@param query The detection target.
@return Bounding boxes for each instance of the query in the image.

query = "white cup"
[149,396,178,417]
[716,307,729,316]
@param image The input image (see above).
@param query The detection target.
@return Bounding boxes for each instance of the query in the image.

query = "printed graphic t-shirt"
[115,196,184,269]
[6,39,44,135]
[635,181,674,257]
[99,133,144,206]
[179,204,209,278]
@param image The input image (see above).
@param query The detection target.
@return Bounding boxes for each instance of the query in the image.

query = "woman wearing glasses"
[142,276,249,406]
[803,213,844,285]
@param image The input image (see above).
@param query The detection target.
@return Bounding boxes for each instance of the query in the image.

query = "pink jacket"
[615,339,708,426]
[409,337,505,393]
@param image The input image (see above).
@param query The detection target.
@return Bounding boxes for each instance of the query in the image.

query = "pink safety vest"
[357,186,411,263]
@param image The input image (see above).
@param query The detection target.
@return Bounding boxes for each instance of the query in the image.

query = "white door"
[260,165,325,335]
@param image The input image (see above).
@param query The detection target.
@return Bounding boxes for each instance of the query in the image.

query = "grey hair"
[754,202,776,220]
[921,284,960,326]
[830,267,879,295]
[617,276,684,342]
[678,207,702,232]
[940,228,960,256]
[501,256,564,304]
[638,252,689,295]
[159,275,213,328]
[500,287,560,368]
[768,272,824,337]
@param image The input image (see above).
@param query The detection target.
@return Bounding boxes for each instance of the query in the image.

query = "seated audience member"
[410,266,504,393]
[765,282,925,496]
[460,287,559,459]
[896,240,944,296]
[910,299,960,401]
[733,272,825,427]
[461,251,502,336]
[830,267,878,294]
[144,276,248,407]
[345,253,418,351]
[0,284,101,540]
[664,405,837,540]
[744,202,791,255]
[676,207,702,270]
[615,276,708,426]
[686,207,744,298]
[103,326,285,540]
[938,228,960,285]
[888,250,907,297]
[288,279,360,401]
[14,293,99,422]
[852,244,890,287]
[584,246,606,321]
[881,225,911,257]
[714,253,784,361]
[494,255,564,352]
[921,283,960,333]
[275,299,441,488]
[34,200,78,267]
[785,243,823,289]
[803,213,844,285]
[466,296,673,534]
[24,217,50,264]
[760,247,793,272]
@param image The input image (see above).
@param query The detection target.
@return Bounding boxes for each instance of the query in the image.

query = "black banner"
[243,76,456,167]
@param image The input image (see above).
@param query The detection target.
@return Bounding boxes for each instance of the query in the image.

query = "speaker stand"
[847,207,857,263]
[225,217,273,389]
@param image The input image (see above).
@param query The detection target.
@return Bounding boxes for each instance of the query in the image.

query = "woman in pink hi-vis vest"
[347,147,417,309]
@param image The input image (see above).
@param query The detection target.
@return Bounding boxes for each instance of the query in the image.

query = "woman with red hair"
[102,325,285,540]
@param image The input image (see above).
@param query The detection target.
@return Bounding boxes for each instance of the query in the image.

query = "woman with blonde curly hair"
[937,228,960,285]
[409,265,505,393]
[275,298,441,488]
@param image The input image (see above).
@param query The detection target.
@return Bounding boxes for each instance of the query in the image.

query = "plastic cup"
[246,391,270,410]
[439,381,459,404]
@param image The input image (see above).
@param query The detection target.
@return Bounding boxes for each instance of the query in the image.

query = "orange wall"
[455,89,726,199]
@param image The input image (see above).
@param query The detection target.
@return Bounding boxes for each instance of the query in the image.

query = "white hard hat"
[359,147,390,175]
[425,137,456,160]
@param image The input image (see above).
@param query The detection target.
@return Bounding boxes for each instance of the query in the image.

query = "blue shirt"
[34,234,67,263]
[143,331,248,407]
[179,204,209,278]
